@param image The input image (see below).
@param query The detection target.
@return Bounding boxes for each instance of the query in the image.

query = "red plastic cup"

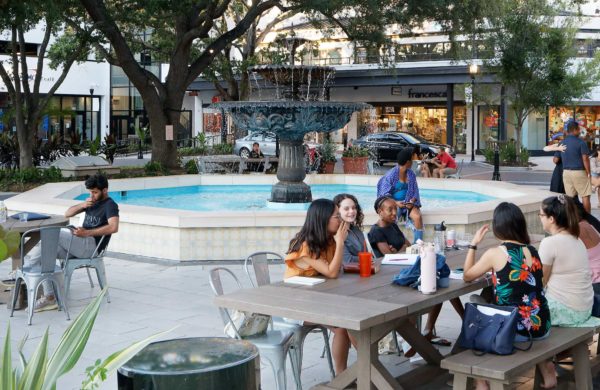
[358,252,372,278]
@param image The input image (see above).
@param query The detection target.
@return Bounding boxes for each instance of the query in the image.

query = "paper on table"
[284,276,326,286]
[381,253,419,266]
[450,271,464,280]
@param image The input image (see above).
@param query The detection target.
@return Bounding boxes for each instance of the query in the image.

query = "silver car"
[234,132,277,158]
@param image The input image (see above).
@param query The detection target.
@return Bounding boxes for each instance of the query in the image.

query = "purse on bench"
[458,303,532,355]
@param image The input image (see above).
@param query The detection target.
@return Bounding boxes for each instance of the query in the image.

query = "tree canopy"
[77,0,491,167]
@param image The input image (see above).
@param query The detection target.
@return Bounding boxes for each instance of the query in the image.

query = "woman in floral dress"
[463,202,553,389]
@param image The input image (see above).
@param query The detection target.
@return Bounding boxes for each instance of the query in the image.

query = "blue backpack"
[392,253,450,289]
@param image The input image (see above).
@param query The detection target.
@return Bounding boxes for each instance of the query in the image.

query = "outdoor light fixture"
[468,63,479,162]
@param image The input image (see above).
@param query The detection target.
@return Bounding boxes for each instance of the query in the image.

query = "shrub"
[519,147,530,165]
[481,148,494,163]
[212,143,233,155]
[144,161,168,175]
[342,146,369,158]
[184,159,198,174]
[499,141,517,163]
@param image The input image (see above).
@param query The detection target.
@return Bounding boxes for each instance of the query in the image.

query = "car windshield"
[400,133,421,144]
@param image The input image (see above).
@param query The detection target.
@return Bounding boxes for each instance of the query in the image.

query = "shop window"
[478,106,500,149]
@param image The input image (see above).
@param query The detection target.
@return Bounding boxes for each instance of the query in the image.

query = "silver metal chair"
[10,226,70,325]
[244,252,335,388]
[446,159,464,179]
[63,234,110,303]
[209,267,299,390]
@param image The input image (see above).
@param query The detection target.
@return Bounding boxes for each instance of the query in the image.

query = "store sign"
[391,86,402,95]
[384,106,396,114]
[464,86,472,104]
[407,88,447,99]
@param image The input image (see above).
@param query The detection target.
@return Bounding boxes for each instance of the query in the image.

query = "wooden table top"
[1,214,68,233]
[214,236,543,331]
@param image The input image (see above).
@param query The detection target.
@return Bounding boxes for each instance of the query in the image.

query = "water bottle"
[0,201,7,223]
[420,243,437,294]
[433,221,446,254]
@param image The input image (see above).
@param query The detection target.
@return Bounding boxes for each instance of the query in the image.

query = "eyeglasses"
[332,213,342,220]
[538,213,547,218]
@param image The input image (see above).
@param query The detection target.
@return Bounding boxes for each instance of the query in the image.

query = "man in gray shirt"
[560,119,592,212]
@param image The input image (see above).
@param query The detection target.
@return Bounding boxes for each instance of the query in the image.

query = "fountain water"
[213,35,368,203]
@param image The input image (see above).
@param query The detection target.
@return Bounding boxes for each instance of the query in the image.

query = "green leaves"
[41,289,106,390]
[0,226,21,263]
[1,288,171,390]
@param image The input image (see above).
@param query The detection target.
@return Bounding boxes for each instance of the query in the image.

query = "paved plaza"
[1,252,597,389]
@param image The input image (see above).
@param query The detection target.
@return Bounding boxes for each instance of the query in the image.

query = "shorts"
[546,295,600,327]
[563,169,592,198]
[441,167,457,176]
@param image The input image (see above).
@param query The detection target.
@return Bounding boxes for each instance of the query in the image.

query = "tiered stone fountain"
[214,37,367,204]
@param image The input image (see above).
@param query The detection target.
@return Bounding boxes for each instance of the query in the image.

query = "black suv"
[351,131,455,164]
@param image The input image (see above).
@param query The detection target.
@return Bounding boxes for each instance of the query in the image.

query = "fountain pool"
[76,185,494,212]
[6,175,553,262]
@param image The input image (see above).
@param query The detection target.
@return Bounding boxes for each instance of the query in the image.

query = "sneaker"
[34,296,58,312]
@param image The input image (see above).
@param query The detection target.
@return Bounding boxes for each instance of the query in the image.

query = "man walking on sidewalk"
[560,119,592,213]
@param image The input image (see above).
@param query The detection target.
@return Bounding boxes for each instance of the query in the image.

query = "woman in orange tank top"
[285,199,351,375]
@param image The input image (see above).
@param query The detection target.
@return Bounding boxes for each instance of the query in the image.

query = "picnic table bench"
[214,237,521,390]
[196,155,278,174]
[441,326,594,389]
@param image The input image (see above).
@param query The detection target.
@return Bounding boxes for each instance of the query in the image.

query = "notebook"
[381,253,419,266]
[284,276,326,286]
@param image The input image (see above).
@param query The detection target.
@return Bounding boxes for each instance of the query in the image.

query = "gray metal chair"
[244,252,335,388]
[10,227,70,325]
[209,267,299,390]
[63,234,110,303]
[446,159,464,179]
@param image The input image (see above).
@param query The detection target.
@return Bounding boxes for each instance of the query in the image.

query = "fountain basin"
[6,175,553,262]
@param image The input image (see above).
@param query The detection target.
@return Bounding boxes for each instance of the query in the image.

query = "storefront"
[0,93,101,142]
[369,104,468,152]
[549,106,600,149]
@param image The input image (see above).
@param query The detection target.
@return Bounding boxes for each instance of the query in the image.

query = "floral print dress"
[492,243,551,339]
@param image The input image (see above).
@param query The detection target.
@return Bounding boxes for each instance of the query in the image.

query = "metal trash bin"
[117,337,259,390]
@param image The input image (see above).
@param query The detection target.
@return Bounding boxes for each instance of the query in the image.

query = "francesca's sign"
[407,88,447,99]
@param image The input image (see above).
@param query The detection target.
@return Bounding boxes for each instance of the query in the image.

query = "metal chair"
[244,252,336,389]
[10,227,70,325]
[446,159,464,179]
[209,267,299,390]
[62,234,110,303]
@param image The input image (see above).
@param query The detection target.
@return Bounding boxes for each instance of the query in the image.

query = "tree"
[484,0,600,159]
[77,0,490,168]
[0,1,95,168]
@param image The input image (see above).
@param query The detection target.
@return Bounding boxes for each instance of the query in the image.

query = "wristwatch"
[468,244,477,250]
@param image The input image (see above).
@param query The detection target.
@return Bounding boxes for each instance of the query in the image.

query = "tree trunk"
[144,96,180,168]
[17,121,34,169]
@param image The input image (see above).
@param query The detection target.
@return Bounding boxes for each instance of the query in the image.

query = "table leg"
[395,320,444,365]
[5,234,40,310]
[571,342,592,390]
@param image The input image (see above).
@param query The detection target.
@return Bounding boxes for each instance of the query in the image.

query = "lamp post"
[468,63,479,162]
[89,85,95,142]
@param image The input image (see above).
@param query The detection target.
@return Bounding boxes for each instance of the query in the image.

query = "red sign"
[211,95,222,103]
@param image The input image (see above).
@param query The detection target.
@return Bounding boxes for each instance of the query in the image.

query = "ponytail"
[541,194,580,237]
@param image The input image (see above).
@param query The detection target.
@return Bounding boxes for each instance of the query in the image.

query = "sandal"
[425,331,452,347]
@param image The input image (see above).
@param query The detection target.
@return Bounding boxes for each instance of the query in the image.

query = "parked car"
[234,132,321,158]
[234,132,278,157]
[351,131,455,164]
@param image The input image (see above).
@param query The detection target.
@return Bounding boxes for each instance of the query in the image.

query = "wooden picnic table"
[214,236,543,390]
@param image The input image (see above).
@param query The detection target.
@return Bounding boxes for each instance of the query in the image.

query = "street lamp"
[468,63,479,162]
[89,84,95,142]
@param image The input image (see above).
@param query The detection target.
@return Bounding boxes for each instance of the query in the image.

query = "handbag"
[224,310,270,338]
[458,303,532,355]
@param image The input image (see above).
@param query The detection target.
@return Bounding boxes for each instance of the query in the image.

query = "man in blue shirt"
[560,119,592,212]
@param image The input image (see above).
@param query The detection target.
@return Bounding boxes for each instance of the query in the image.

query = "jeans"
[24,229,96,297]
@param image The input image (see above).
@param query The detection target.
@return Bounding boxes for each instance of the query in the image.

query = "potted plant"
[342,146,369,174]
[321,138,337,174]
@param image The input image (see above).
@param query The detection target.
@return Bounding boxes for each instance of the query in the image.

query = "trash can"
[117,337,259,390]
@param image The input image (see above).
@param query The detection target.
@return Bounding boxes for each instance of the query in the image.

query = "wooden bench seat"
[441,326,594,389]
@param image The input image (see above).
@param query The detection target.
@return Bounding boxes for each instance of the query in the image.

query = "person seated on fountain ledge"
[376,148,424,243]
[248,142,264,172]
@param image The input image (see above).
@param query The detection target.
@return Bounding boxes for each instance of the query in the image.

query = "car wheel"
[239,148,250,158]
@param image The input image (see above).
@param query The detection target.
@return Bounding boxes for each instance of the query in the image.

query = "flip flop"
[430,337,452,347]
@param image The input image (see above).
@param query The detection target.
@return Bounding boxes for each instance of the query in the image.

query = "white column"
[194,96,203,136]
